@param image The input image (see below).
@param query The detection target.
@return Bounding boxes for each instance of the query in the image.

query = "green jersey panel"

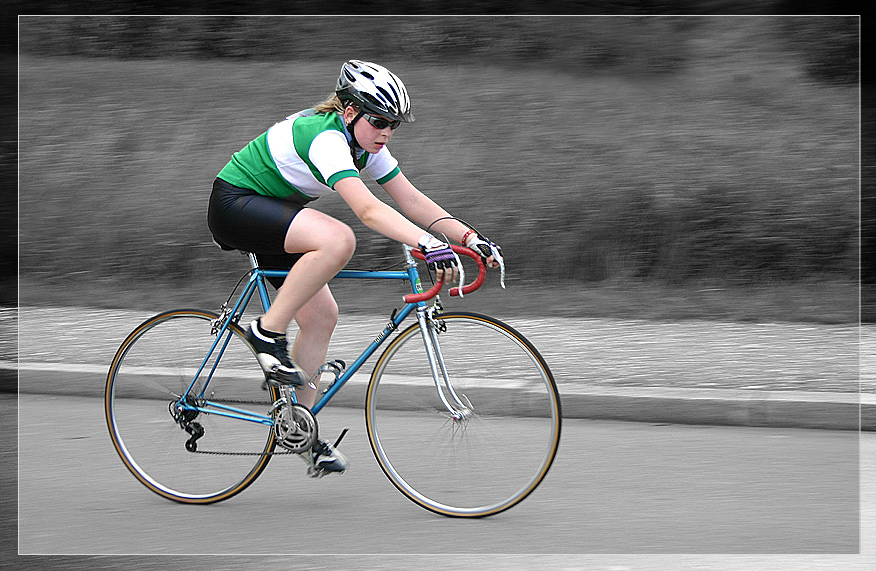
[217,111,400,201]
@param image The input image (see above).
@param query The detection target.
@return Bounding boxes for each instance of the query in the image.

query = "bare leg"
[257,209,354,407]
[260,209,355,333]
[290,284,338,409]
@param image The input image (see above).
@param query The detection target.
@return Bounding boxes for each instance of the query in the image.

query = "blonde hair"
[313,94,358,115]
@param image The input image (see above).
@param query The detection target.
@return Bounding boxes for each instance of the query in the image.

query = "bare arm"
[381,172,501,269]
[380,172,472,244]
[333,176,428,247]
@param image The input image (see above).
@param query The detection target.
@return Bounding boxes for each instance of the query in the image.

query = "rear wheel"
[105,309,280,503]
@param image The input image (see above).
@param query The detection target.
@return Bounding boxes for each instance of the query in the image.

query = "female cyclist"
[207,60,502,473]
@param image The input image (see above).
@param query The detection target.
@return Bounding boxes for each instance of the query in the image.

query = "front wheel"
[365,312,561,517]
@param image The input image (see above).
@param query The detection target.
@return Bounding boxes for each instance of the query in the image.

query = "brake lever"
[491,244,506,289]
[439,233,465,298]
[453,248,465,297]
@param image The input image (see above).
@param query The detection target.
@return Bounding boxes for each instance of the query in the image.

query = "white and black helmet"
[336,60,414,123]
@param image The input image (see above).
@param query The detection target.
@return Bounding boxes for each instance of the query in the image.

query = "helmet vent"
[376,87,392,102]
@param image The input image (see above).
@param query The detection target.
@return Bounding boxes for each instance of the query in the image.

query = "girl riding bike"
[207,60,502,473]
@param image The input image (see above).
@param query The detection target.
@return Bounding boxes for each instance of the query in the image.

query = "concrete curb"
[8,361,873,431]
[559,384,871,431]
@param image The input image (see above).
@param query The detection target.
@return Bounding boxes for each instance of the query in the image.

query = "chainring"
[272,401,318,453]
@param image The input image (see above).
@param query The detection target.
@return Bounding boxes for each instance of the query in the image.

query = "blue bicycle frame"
[179,245,435,423]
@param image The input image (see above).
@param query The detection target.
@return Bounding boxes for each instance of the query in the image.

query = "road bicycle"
[105,243,561,518]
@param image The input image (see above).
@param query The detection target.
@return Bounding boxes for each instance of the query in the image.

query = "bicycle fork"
[415,306,473,420]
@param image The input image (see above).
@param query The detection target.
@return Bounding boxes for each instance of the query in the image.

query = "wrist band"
[461,230,475,245]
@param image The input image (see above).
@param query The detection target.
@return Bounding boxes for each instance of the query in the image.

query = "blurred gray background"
[15,15,860,323]
[7,11,871,571]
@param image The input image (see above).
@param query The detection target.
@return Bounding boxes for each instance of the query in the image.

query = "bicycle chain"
[190,448,298,456]
[183,395,311,457]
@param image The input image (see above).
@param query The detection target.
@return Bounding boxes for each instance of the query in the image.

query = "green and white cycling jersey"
[217,110,401,201]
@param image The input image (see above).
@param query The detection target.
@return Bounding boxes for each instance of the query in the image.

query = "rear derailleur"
[170,398,204,452]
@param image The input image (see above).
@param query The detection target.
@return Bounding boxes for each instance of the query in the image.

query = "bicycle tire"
[105,309,279,503]
[365,312,561,517]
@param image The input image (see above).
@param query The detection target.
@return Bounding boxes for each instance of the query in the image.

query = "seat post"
[247,252,260,270]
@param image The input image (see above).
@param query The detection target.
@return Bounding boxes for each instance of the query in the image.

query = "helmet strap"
[345,108,367,170]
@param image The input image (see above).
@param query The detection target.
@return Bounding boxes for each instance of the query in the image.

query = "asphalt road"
[7,393,875,570]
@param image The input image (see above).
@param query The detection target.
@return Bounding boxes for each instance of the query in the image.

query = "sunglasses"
[363,113,401,130]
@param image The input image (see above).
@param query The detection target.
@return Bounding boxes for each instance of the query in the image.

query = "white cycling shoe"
[300,439,348,477]
[245,319,307,386]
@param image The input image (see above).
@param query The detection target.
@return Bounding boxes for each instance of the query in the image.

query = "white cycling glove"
[464,232,503,266]
[463,231,505,289]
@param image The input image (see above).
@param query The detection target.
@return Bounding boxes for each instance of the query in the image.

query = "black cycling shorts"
[208,178,316,288]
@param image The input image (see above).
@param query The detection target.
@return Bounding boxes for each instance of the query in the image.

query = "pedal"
[299,429,350,479]
[297,447,329,479]
[307,465,327,479]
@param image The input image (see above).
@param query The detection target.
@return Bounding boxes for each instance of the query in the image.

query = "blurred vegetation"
[17,16,861,322]
[18,15,859,86]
